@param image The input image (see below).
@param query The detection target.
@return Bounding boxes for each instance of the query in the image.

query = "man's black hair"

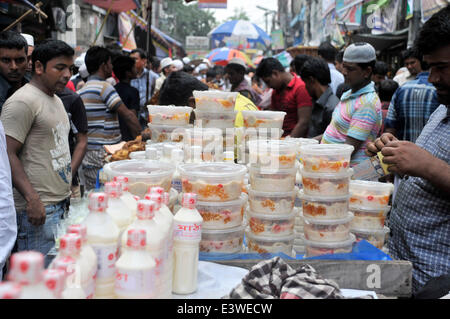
[292,54,311,75]
[112,54,135,81]
[255,57,285,78]
[159,71,208,106]
[183,64,194,73]
[131,48,148,60]
[300,57,331,86]
[31,39,74,73]
[318,41,338,63]
[373,61,388,76]
[416,5,450,55]
[206,69,217,79]
[402,47,421,61]
[225,62,245,75]
[213,65,225,75]
[336,50,344,63]
[357,60,376,74]
[0,30,27,54]
[378,79,399,102]
[85,46,112,74]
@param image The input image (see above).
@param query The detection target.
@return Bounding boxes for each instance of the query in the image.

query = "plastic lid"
[163,144,177,158]
[126,229,147,248]
[202,224,246,235]
[171,148,184,162]
[88,192,108,212]
[245,227,295,242]
[194,110,237,119]
[181,193,197,209]
[0,282,22,299]
[144,192,162,209]
[67,224,87,242]
[299,143,354,155]
[113,176,130,192]
[104,160,175,180]
[59,233,82,256]
[349,205,391,213]
[242,110,287,118]
[147,105,193,113]
[302,233,356,248]
[248,139,297,154]
[299,168,354,179]
[196,193,248,206]
[43,269,65,296]
[350,225,390,235]
[8,251,45,285]
[145,147,158,160]
[247,207,299,220]
[349,180,394,194]
[129,151,146,160]
[249,165,297,175]
[52,256,76,276]
[285,137,319,145]
[302,211,354,225]
[179,162,247,179]
[136,200,156,220]
[248,186,299,198]
[298,189,350,202]
[104,181,123,198]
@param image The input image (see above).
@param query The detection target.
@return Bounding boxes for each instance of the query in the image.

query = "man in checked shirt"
[367,5,450,297]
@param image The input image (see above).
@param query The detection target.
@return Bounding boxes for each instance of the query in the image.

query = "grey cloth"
[307,87,340,138]
[343,42,376,63]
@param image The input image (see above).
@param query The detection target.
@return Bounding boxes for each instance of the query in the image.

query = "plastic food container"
[200,225,245,253]
[248,140,298,169]
[193,90,238,112]
[245,229,294,255]
[148,123,192,143]
[247,209,297,237]
[179,163,247,202]
[194,110,237,130]
[351,226,390,249]
[249,166,297,192]
[285,137,319,160]
[349,180,394,210]
[242,110,286,129]
[247,187,298,215]
[183,127,224,148]
[147,105,193,126]
[303,212,353,242]
[129,151,146,160]
[304,234,356,257]
[299,144,354,173]
[350,206,390,230]
[197,194,247,229]
[300,168,353,197]
[299,190,349,220]
[103,160,175,198]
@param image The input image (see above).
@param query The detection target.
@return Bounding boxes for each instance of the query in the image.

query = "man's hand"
[366,133,398,157]
[26,195,46,226]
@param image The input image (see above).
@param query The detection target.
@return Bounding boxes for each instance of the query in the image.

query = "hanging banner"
[406,0,414,19]
[198,0,227,9]
[336,0,364,26]
[369,0,400,34]
[322,0,336,17]
[271,29,285,51]
[118,12,137,52]
[421,0,449,22]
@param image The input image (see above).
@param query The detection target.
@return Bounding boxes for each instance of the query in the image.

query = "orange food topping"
[249,218,265,234]
[303,204,327,216]
[198,184,229,201]
[303,178,320,190]
[261,199,276,211]
[182,179,193,193]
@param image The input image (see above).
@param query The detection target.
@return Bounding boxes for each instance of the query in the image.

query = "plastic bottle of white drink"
[172,193,203,294]
[7,251,55,299]
[171,148,184,193]
[0,282,22,299]
[104,181,134,234]
[52,256,87,299]
[113,176,138,220]
[43,268,66,298]
[82,192,120,299]
[115,228,157,299]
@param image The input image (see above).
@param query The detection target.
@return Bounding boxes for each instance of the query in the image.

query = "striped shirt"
[77,75,123,150]
[321,82,382,165]
[385,72,440,143]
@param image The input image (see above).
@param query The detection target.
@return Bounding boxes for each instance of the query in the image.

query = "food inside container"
[194,110,237,130]
[183,127,224,148]
[349,180,394,209]
[242,110,286,129]
[179,163,246,202]
[304,234,356,257]
[245,230,294,255]
[351,226,390,249]
[148,123,191,143]
[193,90,238,112]
[303,212,353,242]
[200,225,245,253]
[299,144,354,173]
[147,105,193,125]
[350,206,390,230]
[248,139,298,169]
[299,190,349,220]
[300,168,353,196]
[247,187,298,215]
[247,209,297,237]
[196,194,247,229]
[249,166,297,192]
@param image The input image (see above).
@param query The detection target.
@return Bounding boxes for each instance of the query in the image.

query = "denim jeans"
[16,198,69,268]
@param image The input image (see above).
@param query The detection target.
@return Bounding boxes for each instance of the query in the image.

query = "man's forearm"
[71,134,87,174]
[8,151,39,202]
[422,156,450,195]
[124,112,141,138]
[290,120,309,138]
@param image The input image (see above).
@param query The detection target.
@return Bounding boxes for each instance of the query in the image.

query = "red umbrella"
[83,0,137,13]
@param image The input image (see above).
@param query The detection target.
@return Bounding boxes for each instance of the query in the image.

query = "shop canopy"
[83,0,139,13]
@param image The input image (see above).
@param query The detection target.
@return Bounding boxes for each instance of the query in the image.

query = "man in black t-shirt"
[113,55,140,141]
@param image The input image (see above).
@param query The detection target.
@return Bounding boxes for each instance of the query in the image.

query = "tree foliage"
[223,7,250,22]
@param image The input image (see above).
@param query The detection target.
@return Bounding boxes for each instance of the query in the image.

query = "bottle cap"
[163,192,170,205]
[7,251,45,285]
[144,192,162,210]
[113,176,130,192]
[52,256,76,277]
[43,269,65,298]
[88,192,108,212]
[126,229,147,249]
[0,282,22,299]
[104,181,122,198]
[181,193,197,209]
[145,147,158,160]
[148,186,164,195]
[136,200,156,220]
[59,233,82,257]
[67,224,87,242]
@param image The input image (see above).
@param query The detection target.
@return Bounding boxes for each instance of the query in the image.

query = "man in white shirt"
[318,42,345,95]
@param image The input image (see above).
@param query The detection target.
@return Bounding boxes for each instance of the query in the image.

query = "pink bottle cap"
[7,251,45,285]
[52,256,76,277]
[133,195,140,202]
[0,282,22,299]
[67,224,87,242]
[59,233,82,257]
[43,269,65,298]
[126,229,147,249]
[113,176,130,192]
[136,200,156,220]
[148,186,164,195]
[182,193,197,209]
[104,181,122,198]
[144,193,162,210]
[88,192,108,212]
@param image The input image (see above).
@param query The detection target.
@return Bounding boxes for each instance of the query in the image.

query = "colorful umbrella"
[208,20,272,48]
[206,47,253,67]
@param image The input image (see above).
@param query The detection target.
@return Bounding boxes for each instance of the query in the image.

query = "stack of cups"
[245,140,298,256]
[147,105,193,143]
[298,144,356,258]
[349,180,394,250]
[183,128,225,162]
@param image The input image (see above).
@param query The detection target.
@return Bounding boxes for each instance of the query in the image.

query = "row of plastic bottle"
[0,176,203,299]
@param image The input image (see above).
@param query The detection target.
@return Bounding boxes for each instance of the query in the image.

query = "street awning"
[352,28,408,51]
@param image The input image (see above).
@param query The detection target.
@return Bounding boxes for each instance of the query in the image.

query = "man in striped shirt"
[78,46,140,190]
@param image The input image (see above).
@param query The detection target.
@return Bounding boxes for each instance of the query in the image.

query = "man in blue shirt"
[318,42,345,95]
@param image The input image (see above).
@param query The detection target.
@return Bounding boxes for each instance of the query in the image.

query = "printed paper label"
[91,244,118,279]
[115,268,156,295]
[173,222,202,241]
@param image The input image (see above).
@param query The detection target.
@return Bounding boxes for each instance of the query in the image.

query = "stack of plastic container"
[178,162,247,255]
[183,127,226,162]
[298,144,356,257]
[147,105,193,143]
[245,140,298,256]
[349,180,394,250]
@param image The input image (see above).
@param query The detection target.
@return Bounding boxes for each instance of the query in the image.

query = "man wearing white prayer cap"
[21,33,34,74]
[172,59,184,72]
[155,57,177,92]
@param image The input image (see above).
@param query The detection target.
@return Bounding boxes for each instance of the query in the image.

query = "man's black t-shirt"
[114,82,140,141]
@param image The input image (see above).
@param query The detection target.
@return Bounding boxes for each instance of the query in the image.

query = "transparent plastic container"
[200,225,245,253]
[299,190,349,220]
[242,110,286,129]
[248,140,298,169]
[284,137,319,160]
[129,151,146,160]
[303,212,353,242]
[193,90,238,112]
[304,234,356,257]
[103,160,175,198]
[349,180,394,210]
[183,127,224,148]
[350,206,390,230]
[249,166,297,192]
[245,230,294,255]
[247,187,298,215]
[351,226,390,249]
[196,194,247,229]
[179,163,246,202]
[247,208,297,237]
[148,123,192,143]
[300,168,353,197]
[194,110,237,129]
[299,144,354,173]
[147,105,193,126]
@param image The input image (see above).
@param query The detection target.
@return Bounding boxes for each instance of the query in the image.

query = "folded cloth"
[223,257,373,299]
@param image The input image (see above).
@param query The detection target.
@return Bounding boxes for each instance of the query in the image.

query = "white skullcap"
[160,57,174,70]
[21,33,34,47]
[172,59,184,71]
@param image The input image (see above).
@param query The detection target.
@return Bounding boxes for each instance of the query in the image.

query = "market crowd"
[0,5,448,298]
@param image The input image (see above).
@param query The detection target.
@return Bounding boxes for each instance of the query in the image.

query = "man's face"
[36,55,74,94]
[302,76,317,100]
[130,52,146,72]
[335,61,344,74]
[404,57,422,76]
[425,44,450,105]
[225,68,242,86]
[103,57,113,79]
[372,73,385,85]
[262,70,283,90]
[26,45,34,73]
[0,47,27,83]
[342,62,370,89]
[129,63,138,79]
